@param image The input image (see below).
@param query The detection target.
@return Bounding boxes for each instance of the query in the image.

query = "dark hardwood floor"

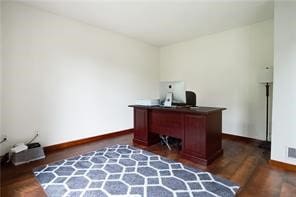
[1,133,296,197]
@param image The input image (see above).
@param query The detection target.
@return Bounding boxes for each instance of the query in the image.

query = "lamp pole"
[265,82,269,142]
[259,66,272,150]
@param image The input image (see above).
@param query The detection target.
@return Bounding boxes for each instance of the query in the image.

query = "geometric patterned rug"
[33,144,239,197]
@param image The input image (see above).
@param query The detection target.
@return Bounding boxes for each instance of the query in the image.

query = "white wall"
[1,2,159,155]
[160,20,273,140]
[271,1,296,165]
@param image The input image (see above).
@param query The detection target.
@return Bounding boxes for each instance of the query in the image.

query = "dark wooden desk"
[129,105,226,165]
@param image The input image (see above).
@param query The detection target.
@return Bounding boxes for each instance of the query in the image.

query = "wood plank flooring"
[1,133,296,196]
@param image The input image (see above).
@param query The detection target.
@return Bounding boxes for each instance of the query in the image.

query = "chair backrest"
[186,91,196,106]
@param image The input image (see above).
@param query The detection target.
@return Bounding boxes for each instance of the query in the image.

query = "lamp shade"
[259,66,273,83]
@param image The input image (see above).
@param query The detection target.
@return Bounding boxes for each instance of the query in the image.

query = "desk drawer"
[149,110,184,139]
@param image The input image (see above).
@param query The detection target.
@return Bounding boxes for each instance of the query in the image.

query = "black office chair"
[186,91,196,106]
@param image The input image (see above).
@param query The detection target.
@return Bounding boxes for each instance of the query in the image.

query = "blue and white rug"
[34,144,239,197]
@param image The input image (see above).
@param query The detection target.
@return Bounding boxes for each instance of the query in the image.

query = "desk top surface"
[129,105,226,115]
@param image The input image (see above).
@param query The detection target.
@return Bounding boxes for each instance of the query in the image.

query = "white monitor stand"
[164,92,173,107]
[159,81,186,106]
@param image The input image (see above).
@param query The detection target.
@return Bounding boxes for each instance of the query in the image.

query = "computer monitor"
[159,81,186,107]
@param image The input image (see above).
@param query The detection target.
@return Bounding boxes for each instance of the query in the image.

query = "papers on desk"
[135,99,160,106]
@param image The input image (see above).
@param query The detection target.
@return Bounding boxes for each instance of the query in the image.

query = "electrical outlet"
[288,147,296,159]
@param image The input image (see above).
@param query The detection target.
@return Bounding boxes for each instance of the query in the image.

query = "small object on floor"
[160,135,171,150]
[168,137,182,150]
[11,142,45,166]
[160,135,182,150]
[11,143,28,153]
[27,142,41,149]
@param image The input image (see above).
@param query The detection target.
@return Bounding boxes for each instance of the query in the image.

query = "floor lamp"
[259,66,273,150]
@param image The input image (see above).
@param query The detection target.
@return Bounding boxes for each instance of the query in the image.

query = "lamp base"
[259,141,271,150]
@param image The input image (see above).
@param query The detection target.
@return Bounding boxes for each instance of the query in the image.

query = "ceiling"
[18,0,274,46]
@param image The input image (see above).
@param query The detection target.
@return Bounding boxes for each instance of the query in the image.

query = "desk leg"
[133,108,159,146]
